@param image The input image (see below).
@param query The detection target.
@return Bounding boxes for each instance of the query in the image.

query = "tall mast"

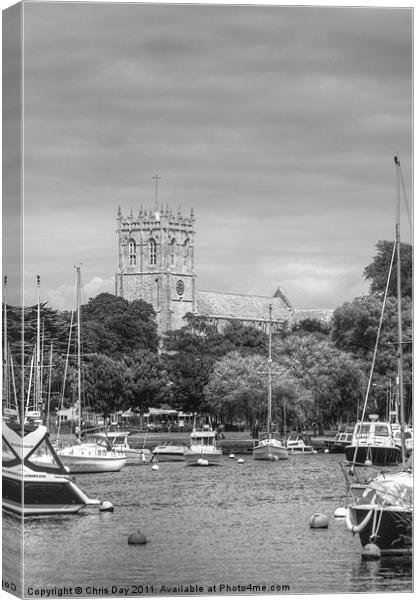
[394,156,405,463]
[36,275,42,414]
[267,304,272,435]
[3,276,8,407]
[76,266,82,438]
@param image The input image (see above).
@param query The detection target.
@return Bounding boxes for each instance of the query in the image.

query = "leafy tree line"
[3,240,412,430]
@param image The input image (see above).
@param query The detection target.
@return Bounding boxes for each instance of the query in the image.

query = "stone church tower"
[115,204,196,333]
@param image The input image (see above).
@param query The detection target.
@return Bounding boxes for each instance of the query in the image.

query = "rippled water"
[3,454,412,596]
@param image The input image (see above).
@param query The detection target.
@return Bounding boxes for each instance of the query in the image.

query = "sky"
[2,0,413,311]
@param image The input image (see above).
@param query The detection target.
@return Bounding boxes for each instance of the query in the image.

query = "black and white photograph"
[2,0,413,598]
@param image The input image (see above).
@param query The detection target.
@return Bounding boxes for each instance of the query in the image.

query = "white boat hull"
[58,445,127,473]
[184,450,222,466]
[253,441,288,461]
[123,449,153,465]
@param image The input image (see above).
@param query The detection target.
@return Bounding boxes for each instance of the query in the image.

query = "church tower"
[115,198,196,333]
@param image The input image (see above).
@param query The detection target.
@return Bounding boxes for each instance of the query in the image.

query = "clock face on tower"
[176,279,185,296]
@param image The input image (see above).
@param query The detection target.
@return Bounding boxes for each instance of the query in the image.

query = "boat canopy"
[2,422,67,474]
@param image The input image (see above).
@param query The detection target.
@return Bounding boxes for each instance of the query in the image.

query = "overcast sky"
[3,1,413,311]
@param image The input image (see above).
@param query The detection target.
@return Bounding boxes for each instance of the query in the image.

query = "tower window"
[183,239,189,267]
[149,238,157,266]
[170,238,176,266]
[128,240,136,266]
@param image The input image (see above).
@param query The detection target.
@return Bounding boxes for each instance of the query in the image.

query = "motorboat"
[2,421,98,516]
[285,433,317,454]
[344,417,402,467]
[253,434,288,461]
[324,431,352,453]
[184,425,222,466]
[392,426,413,455]
[152,441,186,462]
[95,431,153,465]
[346,468,412,555]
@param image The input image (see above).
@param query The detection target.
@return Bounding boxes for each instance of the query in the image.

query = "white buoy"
[362,543,381,560]
[229,453,236,459]
[313,450,318,454]
[99,501,114,512]
[197,458,209,466]
[237,458,244,464]
[334,506,348,518]
[273,455,279,461]
[364,459,373,466]
[324,448,330,454]
[151,464,159,471]
[309,513,329,529]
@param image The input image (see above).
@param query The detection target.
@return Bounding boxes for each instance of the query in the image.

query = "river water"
[2,454,412,597]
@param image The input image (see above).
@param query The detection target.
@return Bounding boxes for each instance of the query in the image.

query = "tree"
[204,352,268,427]
[364,240,412,299]
[82,293,158,357]
[82,355,127,416]
[273,334,366,431]
[123,350,167,416]
[331,295,412,419]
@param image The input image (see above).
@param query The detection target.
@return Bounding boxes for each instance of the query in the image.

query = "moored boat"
[285,432,317,455]
[152,441,186,462]
[346,469,412,555]
[56,267,127,474]
[95,431,153,465]
[184,426,222,466]
[344,417,402,467]
[58,442,127,473]
[324,431,352,453]
[2,421,97,516]
[253,435,288,461]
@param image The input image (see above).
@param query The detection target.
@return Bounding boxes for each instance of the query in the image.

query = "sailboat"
[345,156,412,556]
[253,305,288,461]
[57,267,127,473]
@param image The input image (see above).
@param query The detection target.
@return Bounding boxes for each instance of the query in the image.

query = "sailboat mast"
[3,276,9,407]
[76,266,82,437]
[394,156,405,463]
[267,304,272,435]
[36,275,42,414]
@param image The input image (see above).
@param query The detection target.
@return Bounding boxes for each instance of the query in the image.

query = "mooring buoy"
[237,458,244,464]
[99,501,114,512]
[324,448,329,454]
[197,458,209,466]
[229,453,235,459]
[309,513,329,529]
[334,506,347,518]
[364,459,372,466]
[362,543,381,560]
[151,464,159,471]
[128,529,147,545]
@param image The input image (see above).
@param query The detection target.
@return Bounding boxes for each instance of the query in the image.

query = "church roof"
[196,290,292,323]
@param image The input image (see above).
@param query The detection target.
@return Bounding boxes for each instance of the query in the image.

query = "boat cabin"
[352,421,394,445]
[2,422,68,474]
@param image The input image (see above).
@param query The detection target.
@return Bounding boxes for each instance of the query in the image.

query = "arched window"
[128,239,136,266]
[149,238,157,266]
[183,239,189,267]
[170,238,176,267]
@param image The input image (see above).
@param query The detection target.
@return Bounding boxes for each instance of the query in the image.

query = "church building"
[115,204,322,334]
